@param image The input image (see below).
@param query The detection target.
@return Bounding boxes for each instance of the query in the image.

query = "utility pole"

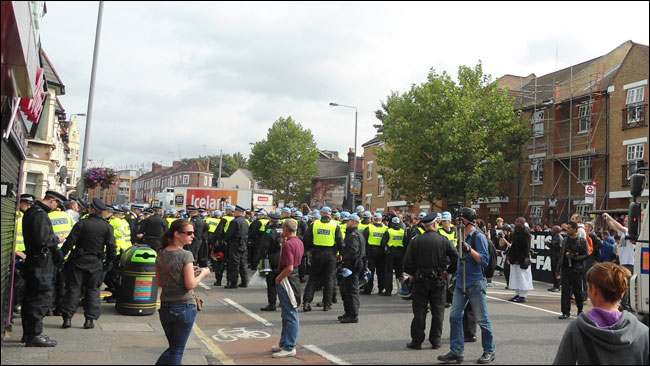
[218,150,223,188]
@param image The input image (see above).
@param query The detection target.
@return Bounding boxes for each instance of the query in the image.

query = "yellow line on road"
[193,323,235,365]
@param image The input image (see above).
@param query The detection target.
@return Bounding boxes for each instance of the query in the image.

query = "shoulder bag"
[158,251,203,311]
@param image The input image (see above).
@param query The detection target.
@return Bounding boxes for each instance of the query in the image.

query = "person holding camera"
[557,221,589,319]
[507,217,533,303]
[497,224,513,289]
[438,208,495,365]
[403,213,458,350]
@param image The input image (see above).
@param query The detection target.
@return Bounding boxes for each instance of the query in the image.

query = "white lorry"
[628,169,649,326]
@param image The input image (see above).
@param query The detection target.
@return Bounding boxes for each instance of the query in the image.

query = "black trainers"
[464,335,477,343]
[508,295,520,302]
[260,304,276,311]
[437,351,463,363]
[323,304,331,311]
[513,297,526,303]
[558,313,570,319]
[477,352,495,364]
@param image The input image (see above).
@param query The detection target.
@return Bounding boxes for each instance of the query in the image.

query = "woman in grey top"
[553,262,648,365]
[155,219,211,365]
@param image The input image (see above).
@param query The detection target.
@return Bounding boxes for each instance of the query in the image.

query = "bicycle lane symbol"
[211,327,271,342]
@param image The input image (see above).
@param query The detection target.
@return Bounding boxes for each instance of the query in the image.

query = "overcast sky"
[38,1,649,170]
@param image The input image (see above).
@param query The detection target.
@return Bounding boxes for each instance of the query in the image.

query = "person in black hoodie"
[557,222,589,319]
[553,262,648,365]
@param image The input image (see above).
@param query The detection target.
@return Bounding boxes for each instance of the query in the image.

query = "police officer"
[302,206,343,312]
[407,212,428,244]
[357,211,372,233]
[20,191,67,347]
[248,209,269,269]
[60,198,117,330]
[186,205,209,266]
[47,206,73,316]
[212,205,236,285]
[207,210,226,286]
[224,205,250,288]
[257,213,283,311]
[124,205,141,238]
[339,214,365,323]
[104,207,132,303]
[382,216,407,296]
[136,206,167,250]
[292,211,309,283]
[362,213,388,295]
[13,194,34,319]
[438,211,458,308]
[403,212,458,350]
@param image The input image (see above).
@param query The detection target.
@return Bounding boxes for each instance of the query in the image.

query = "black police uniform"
[224,212,249,288]
[302,215,343,311]
[340,226,365,322]
[381,223,406,295]
[21,199,62,346]
[210,214,233,285]
[362,223,387,295]
[60,207,116,327]
[296,218,309,282]
[137,211,167,250]
[403,222,458,348]
[187,213,209,267]
[257,219,283,309]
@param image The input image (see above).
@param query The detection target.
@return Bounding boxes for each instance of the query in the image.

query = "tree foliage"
[375,62,529,206]
[248,116,319,203]
[181,152,247,179]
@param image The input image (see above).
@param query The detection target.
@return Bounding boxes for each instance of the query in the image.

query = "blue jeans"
[156,303,198,365]
[277,283,300,351]
[449,279,495,355]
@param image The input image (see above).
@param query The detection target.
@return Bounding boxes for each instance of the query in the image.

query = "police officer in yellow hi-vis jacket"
[104,207,132,303]
[382,216,407,296]
[362,213,388,295]
[48,205,73,316]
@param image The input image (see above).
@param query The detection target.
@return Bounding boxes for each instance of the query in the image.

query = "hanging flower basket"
[84,167,119,190]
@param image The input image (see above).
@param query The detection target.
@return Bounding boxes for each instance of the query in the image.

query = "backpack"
[470,229,498,279]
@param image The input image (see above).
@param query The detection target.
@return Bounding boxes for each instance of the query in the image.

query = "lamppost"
[329,102,357,211]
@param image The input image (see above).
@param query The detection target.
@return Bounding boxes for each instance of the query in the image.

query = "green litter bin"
[116,244,159,315]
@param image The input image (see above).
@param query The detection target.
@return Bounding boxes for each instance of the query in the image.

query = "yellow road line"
[192,323,235,365]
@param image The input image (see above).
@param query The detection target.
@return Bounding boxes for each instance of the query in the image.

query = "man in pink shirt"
[271,219,304,358]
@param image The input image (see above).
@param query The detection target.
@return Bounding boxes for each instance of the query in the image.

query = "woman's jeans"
[156,303,198,365]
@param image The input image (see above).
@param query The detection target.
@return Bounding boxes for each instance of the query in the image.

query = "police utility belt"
[70,248,104,259]
[414,268,445,283]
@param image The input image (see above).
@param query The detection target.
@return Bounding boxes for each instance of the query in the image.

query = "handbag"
[158,252,203,311]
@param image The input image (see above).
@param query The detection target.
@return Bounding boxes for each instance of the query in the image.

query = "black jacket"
[508,227,531,265]
[557,236,589,273]
[403,230,458,277]
[257,222,283,269]
[225,215,249,250]
[22,201,61,273]
[61,213,117,263]
[547,233,563,258]
[137,214,167,244]
[342,228,365,272]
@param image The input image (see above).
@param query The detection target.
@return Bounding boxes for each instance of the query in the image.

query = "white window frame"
[378,175,385,197]
[367,161,373,180]
[627,143,645,178]
[531,159,544,184]
[626,86,644,105]
[531,110,544,137]
[578,102,592,133]
[175,176,178,185]
[530,205,543,225]
[578,158,591,182]
[183,175,190,185]
[576,204,591,222]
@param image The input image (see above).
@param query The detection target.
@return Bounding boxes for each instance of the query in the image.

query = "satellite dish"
[58,166,68,184]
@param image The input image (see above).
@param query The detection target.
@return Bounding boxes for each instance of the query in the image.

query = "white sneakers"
[272,348,296,358]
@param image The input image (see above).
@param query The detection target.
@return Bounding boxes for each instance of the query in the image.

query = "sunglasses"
[180,231,195,236]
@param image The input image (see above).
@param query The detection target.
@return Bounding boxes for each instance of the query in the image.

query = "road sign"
[585,196,594,204]
[592,179,597,187]
[585,185,595,195]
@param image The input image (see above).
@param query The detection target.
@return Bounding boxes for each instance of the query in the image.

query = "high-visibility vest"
[15,212,25,252]
[312,220,338,247]
[110,217,126,251]
[257,218,269,232]
[367,224,388,246]
[438,225,458,247]
[339,222,347,239]
[48,211,73,248]
[387,228,405,247]
[358,221,370,233]
[206,217,221,233]
[166,217,178,228]
[222,215,235,232]
[120,217,132,250]
[417,226,425,234]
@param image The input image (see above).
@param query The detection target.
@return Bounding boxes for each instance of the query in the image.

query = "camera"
[498,232,504,239]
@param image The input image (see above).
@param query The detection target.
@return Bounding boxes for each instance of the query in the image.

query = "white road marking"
[487,295,575,318]
[487,290,561,298]
[223,298,273,326]
[198,281,211,290]
[192,323,235,365]
[303,344,351,365]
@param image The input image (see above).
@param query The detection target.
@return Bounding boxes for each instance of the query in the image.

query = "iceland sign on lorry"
[155,187,253,211]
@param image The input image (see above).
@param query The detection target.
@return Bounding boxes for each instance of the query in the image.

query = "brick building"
[132,161,213,204]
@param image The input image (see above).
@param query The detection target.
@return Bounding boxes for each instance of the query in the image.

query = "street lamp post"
[329,102,357,211]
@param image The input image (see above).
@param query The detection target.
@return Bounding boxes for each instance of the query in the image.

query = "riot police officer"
[257,213,283,311]
[60,198,117,330]
[21,191,67,347]
[339,214,365,323]
[382,216,407,296]
[362,213,388,295]
[224,205,250,288]
[136,206,167,250]
[403,212,458,350]
[186,205,209,267]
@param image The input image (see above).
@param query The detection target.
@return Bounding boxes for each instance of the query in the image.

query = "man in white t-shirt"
[602,212,635,310]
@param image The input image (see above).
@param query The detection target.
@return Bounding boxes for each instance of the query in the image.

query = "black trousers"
[226,246,249,286]
[12,262,24,312]
[211,258,227,283]
[265,271,278,306]
[340,271,360,317]
[103,256,121,295]
[503,261,510,286]
[362,252,385,294]
[298,253,308,281]
[550,255,560,288]
[303,249,336,305]
[53,264,67,312]
[61,258,103,320]
[21,268,54,337]
[410,278,446,345]
[560,269,584,315]
[384,251,403,294]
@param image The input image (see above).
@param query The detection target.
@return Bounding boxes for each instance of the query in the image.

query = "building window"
[25,172,42,196]
[175,176,178,185]
[378,175,384,197]
[531,159,544,184]
[578,158,591,182]
[204,176,208,186]
[367,162,373,180]
[531,110,544,137]
[626,86,645,105]
[627,143,645,178]
[365,195,372,210]
[183,175,189,185]
[530,205,543,225]
[626,86,646,124]
[576,204,591,222]
[578,102,592,133]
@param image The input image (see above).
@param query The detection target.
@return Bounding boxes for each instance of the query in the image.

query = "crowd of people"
[12,193,648,364]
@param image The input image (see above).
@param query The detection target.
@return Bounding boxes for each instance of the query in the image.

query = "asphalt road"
[194,271,587,365]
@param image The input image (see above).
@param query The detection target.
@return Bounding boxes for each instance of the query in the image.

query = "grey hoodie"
[553,311,649,365]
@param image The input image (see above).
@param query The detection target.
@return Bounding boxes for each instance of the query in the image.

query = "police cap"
[186,205,198,212]
[420,212,440,226]
[91,197,109,211]
[45,190,67,205]
[348,214,361,222]
[268,213,281,221]
[20,194,35,203]
[235,205,246,212]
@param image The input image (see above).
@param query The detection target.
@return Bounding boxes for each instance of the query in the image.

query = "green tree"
[181,152,248,179]
[248,116,319,203]
[375,62,529,207]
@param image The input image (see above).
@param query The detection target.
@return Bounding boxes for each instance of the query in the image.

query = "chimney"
[173,160,181,169]
[152,162,162,173]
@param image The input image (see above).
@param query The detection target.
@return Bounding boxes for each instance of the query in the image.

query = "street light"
[329,102,357,211]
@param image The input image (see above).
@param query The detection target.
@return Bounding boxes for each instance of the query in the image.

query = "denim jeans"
[277,283,300,351]
[156,303,198,365]
[449,279,495,355]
